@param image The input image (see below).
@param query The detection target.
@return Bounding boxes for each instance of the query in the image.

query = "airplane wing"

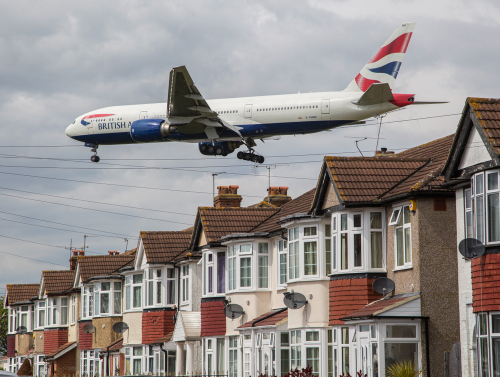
[167,66,242,138]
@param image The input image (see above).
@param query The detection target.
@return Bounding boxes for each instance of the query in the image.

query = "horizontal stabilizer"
[411,101,449,105]
[352,83,394,106]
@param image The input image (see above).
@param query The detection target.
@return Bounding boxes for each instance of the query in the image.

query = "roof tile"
[42,270,75,295]
[6,284,39,305]
[141,230,193,264]
[78,255,135,283]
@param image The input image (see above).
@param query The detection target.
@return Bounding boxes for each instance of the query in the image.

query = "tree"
[0,296,8,356]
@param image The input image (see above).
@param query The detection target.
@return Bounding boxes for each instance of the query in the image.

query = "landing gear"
[237,151,265,164]
[90,145,100,163]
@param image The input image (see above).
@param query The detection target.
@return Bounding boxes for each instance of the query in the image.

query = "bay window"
[166,268,176,305]
[228,246,236,291]
[240,257,252,288]
[340,214,348,270]
[181,264,190,303]
[278,240,287,287]
[325,224,332,274]
[145,268,166,307]
[133,274,143,308]
[370,212,383,268]
[83,281,122,317]
[288,227,299,280]
[258,243,269,288]
[36,301,45,329]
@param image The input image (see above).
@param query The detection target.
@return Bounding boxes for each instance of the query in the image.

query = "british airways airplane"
[65,22,442,163]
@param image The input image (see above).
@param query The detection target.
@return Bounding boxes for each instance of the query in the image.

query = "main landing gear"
[90,144,100,163]
[237,151,265,164]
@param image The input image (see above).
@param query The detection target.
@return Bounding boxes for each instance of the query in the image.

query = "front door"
[359,335,371,376]
[244,104,253,118]
[322,99,330,114]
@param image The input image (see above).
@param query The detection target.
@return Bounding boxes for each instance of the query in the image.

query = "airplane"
[65,22,444,163]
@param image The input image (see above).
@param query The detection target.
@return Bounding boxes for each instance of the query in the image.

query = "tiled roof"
[140,230,193,264]
[44,342,76,359]
[251,189,316,234]
[238,309,288,329]
[78,255,135,283]
[340,293,420,320]
[151,331,174,344]
[6,284,39,306]
[325,157,428,203]
[42,270,75,295]
[469,98,500,155]
[103,338,123,352]
[196,207,279,244]
[171,249,201,263]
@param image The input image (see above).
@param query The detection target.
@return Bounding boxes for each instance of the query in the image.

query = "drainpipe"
[105,338,122,376]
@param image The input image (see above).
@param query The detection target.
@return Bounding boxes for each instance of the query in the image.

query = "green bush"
[386,360,422,377]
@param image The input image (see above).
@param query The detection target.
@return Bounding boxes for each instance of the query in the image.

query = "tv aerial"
[223,303,245,320]
[16,326,27,335]
[112,322,129,334]
[458,238,485,259]
[372,277,395,297]
[283,291,308,309]
[82,323,96,334]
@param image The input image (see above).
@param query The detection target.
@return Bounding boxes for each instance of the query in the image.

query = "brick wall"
[329,276,382,325]
[201,298,226,337]
[53,348,76,376]
[79,321,93,350]
[142,308,176,344]
[43,329,68,354]
[7,334,15,357]
[472,253,500,313]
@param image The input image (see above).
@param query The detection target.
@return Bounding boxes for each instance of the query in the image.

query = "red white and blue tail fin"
[344,22,416,92]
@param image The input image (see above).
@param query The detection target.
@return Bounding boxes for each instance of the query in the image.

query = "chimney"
[108,251,120,256]
[69,250,84,270]
[375,147,395,157]
[264,186,292,207]
[214,185,242,208]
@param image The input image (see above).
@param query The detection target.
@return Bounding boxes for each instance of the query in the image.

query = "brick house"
[442,97,500,377]
[4,284,40,374]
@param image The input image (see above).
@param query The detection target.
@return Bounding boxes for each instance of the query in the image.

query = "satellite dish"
[223,304,245,319]
[372,277,395,296]
[82,323,96,334]
[458,238,485,259]
[112,322,129,334]
[283,292,308,309]
[16,326,27,334]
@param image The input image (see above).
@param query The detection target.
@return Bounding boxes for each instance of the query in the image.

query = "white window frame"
[132,273,143,309]
[228,245,237,292]
[70,295,76,325]
[35,301,46,330]
[277,239,287,289]
[181,264,190,304]
[145,268,165,308]
[258,243,269,289]
[288,227,300,281]
[392,205,412,269]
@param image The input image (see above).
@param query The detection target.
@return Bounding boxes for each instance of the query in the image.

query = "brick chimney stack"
[214,185,242,208]
[264,186,292,207]
[69,250,84,270]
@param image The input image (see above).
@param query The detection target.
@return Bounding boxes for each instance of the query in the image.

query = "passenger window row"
[257,105,319,112]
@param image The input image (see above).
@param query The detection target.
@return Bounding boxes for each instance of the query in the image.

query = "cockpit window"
[72,120,76,124]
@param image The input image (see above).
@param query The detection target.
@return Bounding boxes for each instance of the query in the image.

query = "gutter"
[85,275,123,283]
[252,307,287,327]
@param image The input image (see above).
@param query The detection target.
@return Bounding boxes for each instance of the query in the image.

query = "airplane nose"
[65,124,74,137]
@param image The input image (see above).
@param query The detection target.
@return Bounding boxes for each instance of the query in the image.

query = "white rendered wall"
[458,127,491,169]
[123,312,142,345]
[286,280,329,329]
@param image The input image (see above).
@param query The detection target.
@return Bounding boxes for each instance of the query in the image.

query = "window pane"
[240,244,251,253]
[101,282,110,291]
[259,243,268,253]
[371,232,383,268]
[208,266,213,293]
[304,227,317,236]
[481,337,489,377]
[306,348,319,373]
[133,274,143,284]
[386,325,416,338]
[304,242,317,275]
[353,214,361,228]
[148,281,153,306]
[492,338,500,377]
[492,315,500,333]
[241,258,251,287]
[114,291,121,314]
[341,234,348,270]
[354,234,362,267]
[217,251,226,294]
[258,255,269,288]
[325,224,331,236]
[466,211,473,239]
[465,189,472,209]
[280,254,287,284]
[306,331,319,341]
[396,228,404,266]
[133,286,141,308]
[341,214,348,231]
[126,286,131,310]
[479,313,488,335]
[403,206,411,224]
[281,349,289,376]
[341,328,349,344]
[342,347,350,375]
[384,343,418,371]
[476,174,484,195]
[404,228,412,263]
[325,238,332,274]
[390,208,400,224]
[488,193,500,242]
[167,280,175,304]
[114,282,121,291]
[157,281,162,304]
[489,172,499,190]
[370,212,382,229]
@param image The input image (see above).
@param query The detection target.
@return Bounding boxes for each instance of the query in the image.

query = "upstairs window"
[258,243,269,288]
[370,212,383,268]
[278,240,287,287]
[228,246,237,291]
[181,265,190,303]
[36,301,45,329]
[340,214,348,270]
[166,268,176,305]
[325,224,332,275]
[145,269,164,307]
[391,205,412,267]
[133,274,143,308]
[288,227,300,280]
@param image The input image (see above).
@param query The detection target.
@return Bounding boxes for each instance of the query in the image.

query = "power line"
[0,192,193,225]
[0,186,195,217]
[0,250,69,267]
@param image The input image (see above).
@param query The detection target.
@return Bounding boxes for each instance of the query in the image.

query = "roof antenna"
[355,138,367,157]
[374,113,387,155]
[212,172,226,199]
[253,164,288,190]
[344,136,385,157]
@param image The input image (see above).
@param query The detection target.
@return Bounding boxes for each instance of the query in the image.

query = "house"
[442,97,500,377]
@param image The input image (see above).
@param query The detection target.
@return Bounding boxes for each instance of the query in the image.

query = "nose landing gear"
[89,144,100,163]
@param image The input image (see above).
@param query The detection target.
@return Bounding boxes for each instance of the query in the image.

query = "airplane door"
[244,104,253,118]
[139,111,148,119]
[87,119,94,134]
[322,99,330,114]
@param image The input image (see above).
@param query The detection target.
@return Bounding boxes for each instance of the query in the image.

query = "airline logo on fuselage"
[81,113,114,126]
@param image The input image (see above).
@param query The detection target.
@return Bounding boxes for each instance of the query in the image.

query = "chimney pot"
[279,186,289,195]
[72,250,78,256]
[381,147,387,153]
[214,184,242,208]
[228,185,239,194]
[264,185,292,207]
[78,251,85,256]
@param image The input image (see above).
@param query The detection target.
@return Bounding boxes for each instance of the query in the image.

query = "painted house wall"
[287,280,329,329]
[122,312,142,345]
[225,291,272,335]
[457,126,491,170]
[68,294,80,342]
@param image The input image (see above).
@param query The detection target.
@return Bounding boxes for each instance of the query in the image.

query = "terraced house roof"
[42,270,76,295]
[194,207,279,245]
[468,97,500,154]
[6,284,39,305]
[78,254,135,283]
[140,230,193,264]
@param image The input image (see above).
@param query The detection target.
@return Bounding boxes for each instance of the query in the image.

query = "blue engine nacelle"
[130,119,177,143]
[198,141,242,156]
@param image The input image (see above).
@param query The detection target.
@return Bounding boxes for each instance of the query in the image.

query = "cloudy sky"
[1,0,499,294]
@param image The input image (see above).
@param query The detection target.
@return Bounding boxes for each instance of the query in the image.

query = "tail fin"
[344,22,416,92]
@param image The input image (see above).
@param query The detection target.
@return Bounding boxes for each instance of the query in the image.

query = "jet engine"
[198,141,242,156]
[130,119,177,142]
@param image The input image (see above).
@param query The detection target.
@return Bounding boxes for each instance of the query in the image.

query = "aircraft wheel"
[215,147,223,155]
[259,156,265,164]
[91,155,100,163]
[199,144,208,152]
[207,145,215,155]
[237,151,244,159]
